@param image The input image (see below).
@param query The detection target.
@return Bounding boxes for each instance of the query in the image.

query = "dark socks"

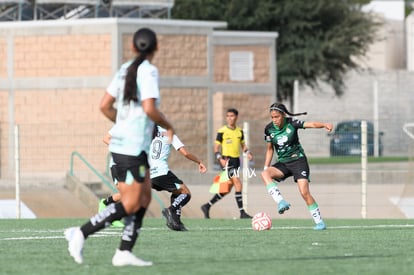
[119,207,147,251]
[207,193,226,206]
[170,193,191,220]
[104,195,115,206]
[235,191,244,212]
[80,202,127,238]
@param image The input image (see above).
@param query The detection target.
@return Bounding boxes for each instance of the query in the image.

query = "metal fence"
[1,117,412,180]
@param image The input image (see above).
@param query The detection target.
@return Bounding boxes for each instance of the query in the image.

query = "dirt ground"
[0,162,411,219]
[0,182,408,219]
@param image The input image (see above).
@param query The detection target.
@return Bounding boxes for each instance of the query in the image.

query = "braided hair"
[269,103,307,116]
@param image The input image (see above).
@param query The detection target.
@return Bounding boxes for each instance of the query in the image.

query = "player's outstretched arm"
[178,147,207,173]
[304,122,333,132]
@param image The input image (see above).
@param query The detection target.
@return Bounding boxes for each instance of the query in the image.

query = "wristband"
[215,152,222,160]
[244,150,250,154]
[263,166,268,170]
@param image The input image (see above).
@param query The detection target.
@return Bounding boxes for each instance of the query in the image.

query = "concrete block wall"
[0,18,278,179]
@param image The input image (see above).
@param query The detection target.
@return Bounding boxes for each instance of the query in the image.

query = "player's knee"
[261,169,270,180]
[178,184,191,195]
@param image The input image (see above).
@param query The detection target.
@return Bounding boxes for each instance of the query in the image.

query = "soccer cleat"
[98,198,107,212]
[240,211,252,219]
[176,221,188,231]
[162,208,180,231]
[64,227,85,264]
[278,200,291,214]
[201,204,210,219]
[112,249,153,266]
[314,221,327,231]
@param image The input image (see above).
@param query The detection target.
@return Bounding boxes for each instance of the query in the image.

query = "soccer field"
[0,218,413,275]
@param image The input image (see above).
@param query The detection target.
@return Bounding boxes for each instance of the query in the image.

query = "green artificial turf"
[0,218,413,275]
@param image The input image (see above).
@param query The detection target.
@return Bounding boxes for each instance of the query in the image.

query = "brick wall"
[13,34,112,77]
[0,19,277,179]
[0,37,6,78]
[122,34,208,76]
[159,88,209,170]
[0,92,8,177]
[13,89,111,173]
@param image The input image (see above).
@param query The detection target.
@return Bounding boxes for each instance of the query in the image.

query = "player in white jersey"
[98,124,207,231]
[64,28,174,267]
[149,125,207,231]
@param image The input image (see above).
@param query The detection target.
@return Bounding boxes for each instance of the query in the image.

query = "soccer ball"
[251,212,272,231]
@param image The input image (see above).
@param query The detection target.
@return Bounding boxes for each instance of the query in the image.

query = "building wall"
[0,18,277,179]
[214,45,270,83]
[294,70,414,157]
[13,34,112,77]
[0,37,6,77]
[122,34,208,76]
[356,17,405,70]
[407,13,414,71]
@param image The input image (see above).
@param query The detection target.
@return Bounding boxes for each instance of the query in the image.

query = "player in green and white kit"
[261,103,333,230]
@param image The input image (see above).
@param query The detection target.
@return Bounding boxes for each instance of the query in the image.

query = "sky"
[362,0,405,21]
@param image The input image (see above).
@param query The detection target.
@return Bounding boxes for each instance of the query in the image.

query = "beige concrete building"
[0,18,278,180]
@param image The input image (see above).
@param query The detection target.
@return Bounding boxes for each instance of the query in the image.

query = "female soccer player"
[64,27,174,266]
[150,125,207,231]
[261,103,332,230]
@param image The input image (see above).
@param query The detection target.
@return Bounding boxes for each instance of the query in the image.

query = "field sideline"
[0,218,413,275]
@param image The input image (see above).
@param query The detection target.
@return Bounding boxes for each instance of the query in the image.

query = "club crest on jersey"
[277,135,288,146]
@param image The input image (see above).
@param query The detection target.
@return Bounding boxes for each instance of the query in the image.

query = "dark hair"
[123,28,158,103]
[227,108,238,116]
[269,103,307,116]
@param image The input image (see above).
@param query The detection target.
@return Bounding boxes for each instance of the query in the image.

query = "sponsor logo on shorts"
[139,165,146,178]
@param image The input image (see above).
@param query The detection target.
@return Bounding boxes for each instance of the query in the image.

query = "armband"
[263,166,269,170]
[215,152,222,160]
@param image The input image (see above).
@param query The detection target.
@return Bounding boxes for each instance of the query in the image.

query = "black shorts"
[223,157,240,179]
[110,151,149,184]
[272,157,310,182]
[151,171,183,192]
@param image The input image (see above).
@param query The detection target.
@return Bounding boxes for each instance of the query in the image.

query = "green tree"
[172,0,382,102]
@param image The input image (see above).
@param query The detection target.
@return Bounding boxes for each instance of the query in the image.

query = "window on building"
[229,51,254,81]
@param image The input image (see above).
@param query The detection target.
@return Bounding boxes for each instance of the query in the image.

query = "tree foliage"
[172,0,382,101]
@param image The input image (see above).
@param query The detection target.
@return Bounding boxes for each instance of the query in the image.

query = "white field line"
[1,224,414,241]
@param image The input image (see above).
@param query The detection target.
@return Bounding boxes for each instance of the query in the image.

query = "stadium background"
[0,14,413,220]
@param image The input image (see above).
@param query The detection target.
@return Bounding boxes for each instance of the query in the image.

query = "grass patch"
[0,218,413,275]
[308,156,409,165]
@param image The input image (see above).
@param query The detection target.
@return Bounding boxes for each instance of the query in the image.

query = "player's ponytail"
[269,103,307,116]
[123,28,158,103]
